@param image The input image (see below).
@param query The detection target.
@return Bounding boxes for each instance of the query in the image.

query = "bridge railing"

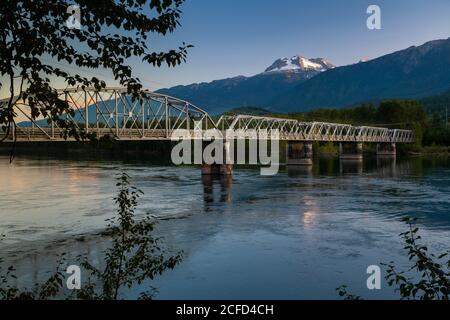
[1,87,217,140]
[1,87,414,143]
[216,114,415,143]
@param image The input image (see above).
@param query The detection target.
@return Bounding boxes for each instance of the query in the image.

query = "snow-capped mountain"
[264,56,335,73]
[157,54,336,114]
[274,38,450,111]
[158,39,450,114]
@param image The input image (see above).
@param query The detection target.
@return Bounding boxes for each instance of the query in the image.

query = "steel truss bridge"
[1,87,414,143]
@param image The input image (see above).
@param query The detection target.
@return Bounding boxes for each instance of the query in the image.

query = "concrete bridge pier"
[286,141,313,165]
[376,142,396,156]
[339,142,363,160]
[201,140,233,175]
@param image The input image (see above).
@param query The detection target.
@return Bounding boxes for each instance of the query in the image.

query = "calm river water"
[0,155,449,299]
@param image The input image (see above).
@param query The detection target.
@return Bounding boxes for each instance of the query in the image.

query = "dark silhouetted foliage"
[337,217,450,300]
[0,0,191,142]
[0,173,182,300]
[77,172,182,300]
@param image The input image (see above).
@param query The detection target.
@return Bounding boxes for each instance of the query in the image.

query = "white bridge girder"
[216,115,414,143]
[1,87,414,143]
[1,87,216,141]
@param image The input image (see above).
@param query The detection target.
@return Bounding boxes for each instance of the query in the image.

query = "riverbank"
[0,140,175,163]
[410,145,450,156]
[1,140,447,162]
[315,142,450,157]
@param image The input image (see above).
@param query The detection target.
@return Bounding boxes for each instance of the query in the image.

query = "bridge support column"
[339,142,363,160]
[201,140,233,175]
[376,142,396,156]
[286,141,313,165]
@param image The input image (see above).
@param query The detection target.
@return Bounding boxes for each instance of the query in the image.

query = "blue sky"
[2,0,450,96]
[135,0,450,90]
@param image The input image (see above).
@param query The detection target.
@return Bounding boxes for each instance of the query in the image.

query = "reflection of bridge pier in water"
[286,164,313,177]
[376,155,397,177]
[374,156,418,177]
[310,155,417,177]
[201,174,232,204]
[339,158,363,175]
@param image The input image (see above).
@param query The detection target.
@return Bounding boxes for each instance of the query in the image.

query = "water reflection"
[0,155,449,299]
[301,195,319,230]
[376,156,397,177]
[1,155,449,236]
[339,159,363,175]
[202,174,232,204]
[286,165,313,177]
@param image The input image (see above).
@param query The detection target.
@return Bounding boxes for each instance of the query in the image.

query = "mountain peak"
[264,55,335,73]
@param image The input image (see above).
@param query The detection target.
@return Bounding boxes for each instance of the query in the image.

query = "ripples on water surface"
[0,156,449,299]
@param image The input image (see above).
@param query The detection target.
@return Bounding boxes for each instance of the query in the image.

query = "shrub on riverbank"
[337,217,450,300]
[0,173,182,300]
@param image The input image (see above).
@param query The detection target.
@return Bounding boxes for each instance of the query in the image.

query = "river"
[0,155,449,299]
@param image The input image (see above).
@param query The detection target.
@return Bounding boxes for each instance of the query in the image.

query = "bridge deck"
[1,87,415,143]
[2,126,414,143]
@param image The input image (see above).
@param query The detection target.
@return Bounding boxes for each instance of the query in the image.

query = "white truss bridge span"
[1,87,414,143]
[217,115,414,143]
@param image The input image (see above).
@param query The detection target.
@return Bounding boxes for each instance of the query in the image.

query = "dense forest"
[419,89,450,116]
[227,100,449,147]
